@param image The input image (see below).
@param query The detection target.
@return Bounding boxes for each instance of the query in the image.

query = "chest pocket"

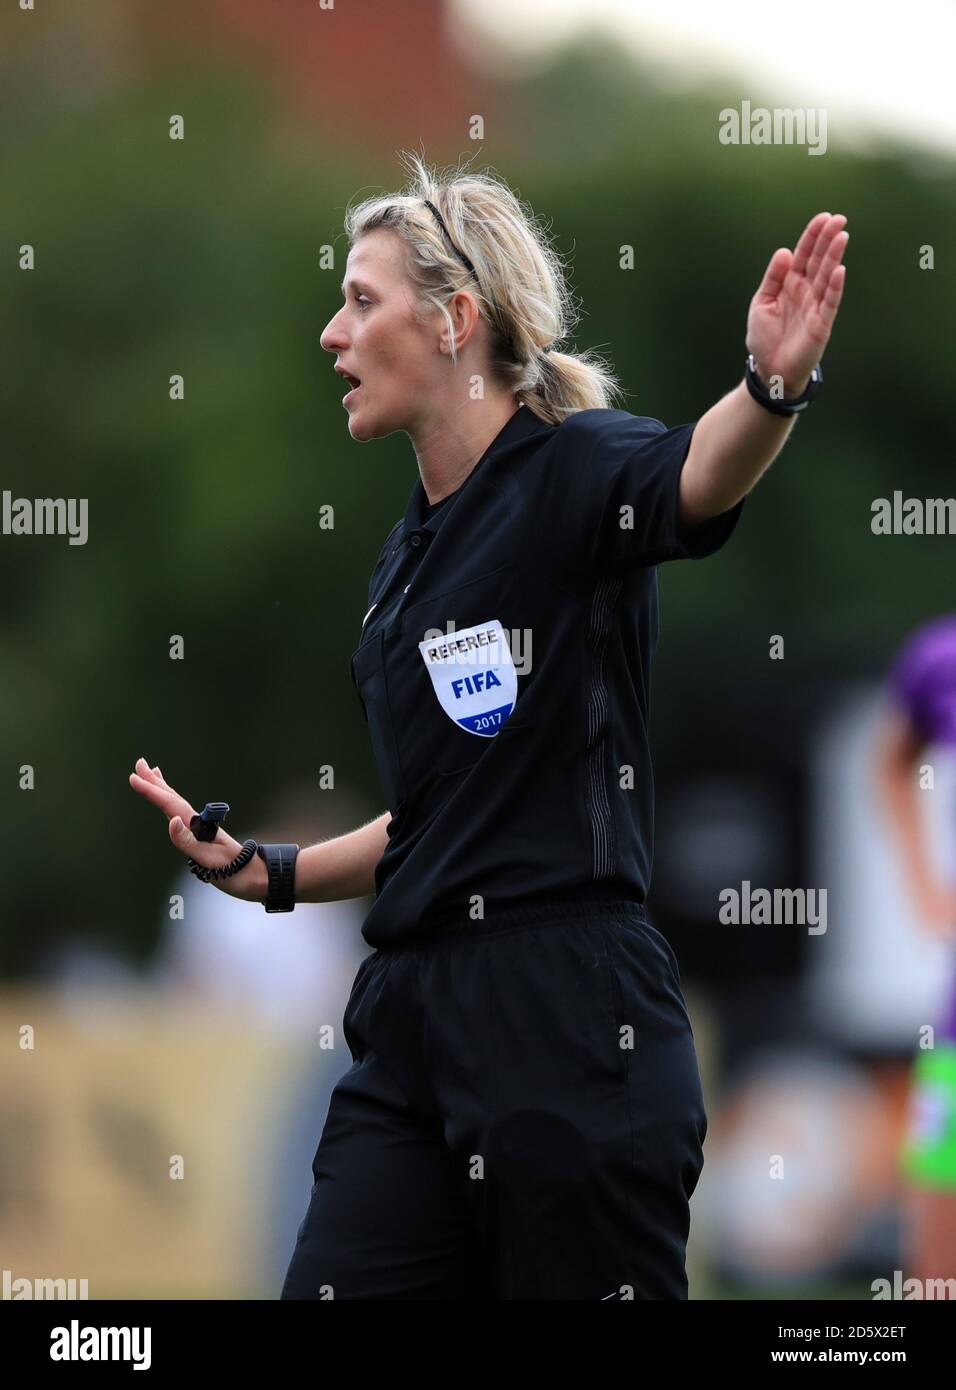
[399,564,529,778]
[350,629,406,814]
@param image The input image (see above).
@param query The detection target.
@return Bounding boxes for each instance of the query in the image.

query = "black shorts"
[280,895,707,1300]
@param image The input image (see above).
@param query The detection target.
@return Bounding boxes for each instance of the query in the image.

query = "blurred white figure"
[155,865,367,1041]
[696,1051,893,1285]
[150,785,372,1039]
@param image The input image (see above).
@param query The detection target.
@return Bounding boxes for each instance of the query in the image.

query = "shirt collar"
[400,404,552,543]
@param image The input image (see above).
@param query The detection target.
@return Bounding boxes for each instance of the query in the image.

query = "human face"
[321,228,449,441]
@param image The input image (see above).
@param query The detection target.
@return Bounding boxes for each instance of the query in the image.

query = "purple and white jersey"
[888,613,956,1041]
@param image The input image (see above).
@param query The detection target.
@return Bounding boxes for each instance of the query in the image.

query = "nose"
[320,308,348,354]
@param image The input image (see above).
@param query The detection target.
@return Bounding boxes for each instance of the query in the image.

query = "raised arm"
[679,211,848,527]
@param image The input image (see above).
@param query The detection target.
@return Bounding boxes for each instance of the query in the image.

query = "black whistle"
[190,801,231,842]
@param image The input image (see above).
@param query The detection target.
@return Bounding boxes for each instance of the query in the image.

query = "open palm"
[746,211,848,395]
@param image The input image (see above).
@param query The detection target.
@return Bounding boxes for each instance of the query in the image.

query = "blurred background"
[2,0,955,1298]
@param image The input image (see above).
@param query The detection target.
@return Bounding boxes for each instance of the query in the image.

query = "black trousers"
[280,896,707,1300]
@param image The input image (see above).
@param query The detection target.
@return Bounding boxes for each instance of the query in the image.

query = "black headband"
[422,198,557,356]
[423,198,478,278]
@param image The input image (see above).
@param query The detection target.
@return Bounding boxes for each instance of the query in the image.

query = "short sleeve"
[555,409,745,574]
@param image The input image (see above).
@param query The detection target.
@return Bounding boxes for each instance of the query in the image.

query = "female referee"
[129,156,847,1300]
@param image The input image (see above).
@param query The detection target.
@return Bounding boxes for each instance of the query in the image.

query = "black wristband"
[256,843,299,913]
[745,354,823,416]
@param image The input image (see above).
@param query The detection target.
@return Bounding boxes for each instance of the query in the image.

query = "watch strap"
[745,354,823,416]
[255,842,299,913]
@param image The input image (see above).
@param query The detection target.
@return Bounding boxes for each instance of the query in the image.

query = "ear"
[444,289,482,354]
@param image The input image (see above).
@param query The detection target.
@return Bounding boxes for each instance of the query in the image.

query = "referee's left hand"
[746,211,848,396]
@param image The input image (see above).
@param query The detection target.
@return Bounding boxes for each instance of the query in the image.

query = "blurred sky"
[451,0,956,159]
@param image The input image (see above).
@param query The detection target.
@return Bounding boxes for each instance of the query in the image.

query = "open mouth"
[343,373,361,391]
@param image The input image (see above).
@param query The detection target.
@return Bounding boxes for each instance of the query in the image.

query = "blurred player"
[877,613,956,1282]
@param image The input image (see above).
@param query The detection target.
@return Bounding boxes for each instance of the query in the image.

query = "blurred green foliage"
[2,36,954,972]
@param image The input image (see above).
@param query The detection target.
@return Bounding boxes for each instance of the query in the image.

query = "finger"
[817,263,846,330]
[134,757,164,787]
[754,246,791,301]
[812,229,848,301]
[169,815,200,856]
[130,757,182,806]
[128,770,194,824]
[805,213,843,282]
[129,770,169,807]
[791,211,831,278]
[806,214,847,287]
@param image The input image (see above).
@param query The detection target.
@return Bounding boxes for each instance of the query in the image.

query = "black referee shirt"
[350,403,744,946]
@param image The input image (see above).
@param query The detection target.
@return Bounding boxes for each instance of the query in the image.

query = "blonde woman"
[130,156,847,1299]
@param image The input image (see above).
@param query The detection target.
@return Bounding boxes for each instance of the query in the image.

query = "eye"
[355,295,372,311]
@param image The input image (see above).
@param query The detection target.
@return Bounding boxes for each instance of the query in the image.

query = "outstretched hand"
[128,756,266,902]
[746,211,848,396]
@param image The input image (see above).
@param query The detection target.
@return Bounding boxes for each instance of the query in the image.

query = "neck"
[411,394,521,505]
